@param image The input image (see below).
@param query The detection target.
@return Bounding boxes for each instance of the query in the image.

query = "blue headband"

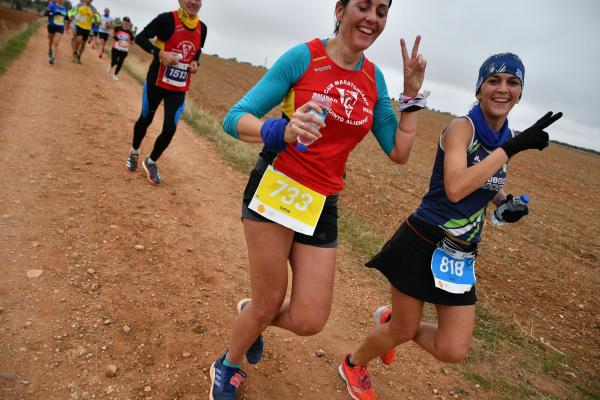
[475,53,525,94]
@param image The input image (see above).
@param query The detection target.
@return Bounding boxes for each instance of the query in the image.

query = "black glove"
[500,194,529,223]
[501,111,563,158]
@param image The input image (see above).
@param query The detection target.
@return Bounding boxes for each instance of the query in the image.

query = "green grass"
[338,209,385,259]
[472,305,527,351]
[464,372,492,390]
[0,21,40,75]
[182,106,257,173]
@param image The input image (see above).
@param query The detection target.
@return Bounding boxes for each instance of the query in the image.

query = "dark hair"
[334,0,392,34]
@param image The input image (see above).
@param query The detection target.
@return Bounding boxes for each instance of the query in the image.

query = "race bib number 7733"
[248,165,326,236]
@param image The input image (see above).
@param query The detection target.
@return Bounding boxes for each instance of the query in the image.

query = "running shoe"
[142,157,160,184]
[236,298,264,364]
[374,306,395,365]
[112,75,119,81]
[210,353,247,400]
[75,54,81,64]
[338,354,378,400]
[125,153,139,172]
[49,56,55,65]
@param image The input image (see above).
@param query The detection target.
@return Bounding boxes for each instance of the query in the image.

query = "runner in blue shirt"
[44,0,69,65]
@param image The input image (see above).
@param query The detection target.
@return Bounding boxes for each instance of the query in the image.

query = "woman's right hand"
[159,50,181,66]
[284,101,326,144]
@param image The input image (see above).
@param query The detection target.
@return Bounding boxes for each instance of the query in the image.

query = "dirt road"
[0,24,477,400]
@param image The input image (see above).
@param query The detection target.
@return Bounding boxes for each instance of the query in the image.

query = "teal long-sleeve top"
[223,39,399,155]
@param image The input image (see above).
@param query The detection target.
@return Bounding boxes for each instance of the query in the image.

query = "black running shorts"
[242,155,338,248]
[47,25,65,35]
[75,26,90,41]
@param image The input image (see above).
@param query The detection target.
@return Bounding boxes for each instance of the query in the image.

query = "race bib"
[248,165,326,236]
[431,238,476,294]
[161,63,189,87]
[117,40,129,51]
[53,15,65,26]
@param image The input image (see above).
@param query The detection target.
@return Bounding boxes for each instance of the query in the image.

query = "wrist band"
[260,118,288,153]
[397,90,430,112]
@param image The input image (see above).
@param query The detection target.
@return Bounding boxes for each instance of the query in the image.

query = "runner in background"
[107,16,134,81]
[88,10,101,49]
[212,0,427,398]
[339,53,562,400]
[124,0,207,185]
[97,7,114,58]
[66,0,79,40]
[71,0,96,64]
[44,0,69,65]
[112,17,122,30]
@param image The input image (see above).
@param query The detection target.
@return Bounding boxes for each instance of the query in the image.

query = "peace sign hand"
[401,35,427,97]
[530,111,564,131]
[501,111,563,158]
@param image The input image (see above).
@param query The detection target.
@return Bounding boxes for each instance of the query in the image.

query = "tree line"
[8,0,72,12]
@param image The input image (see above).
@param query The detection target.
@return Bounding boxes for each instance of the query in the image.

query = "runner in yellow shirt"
[71,0,96,63]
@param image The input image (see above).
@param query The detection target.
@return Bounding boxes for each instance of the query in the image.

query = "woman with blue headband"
[338,53,562,400]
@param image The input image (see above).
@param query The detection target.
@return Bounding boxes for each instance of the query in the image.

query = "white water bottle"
[490,194,530,226]
[296,93,332,152]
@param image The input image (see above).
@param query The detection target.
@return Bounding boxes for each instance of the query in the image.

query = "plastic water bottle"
[490,194,530,226]
[296,93,332,152]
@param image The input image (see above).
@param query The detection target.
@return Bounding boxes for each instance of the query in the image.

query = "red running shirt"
[273,38,378,196]
[155,11,201,92]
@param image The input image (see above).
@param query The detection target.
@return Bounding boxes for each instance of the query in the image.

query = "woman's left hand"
[401,35,427,97]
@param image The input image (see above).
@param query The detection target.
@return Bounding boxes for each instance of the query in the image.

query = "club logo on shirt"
[176,41,196,61]
[336,88,358,119]
[322,79,371,127]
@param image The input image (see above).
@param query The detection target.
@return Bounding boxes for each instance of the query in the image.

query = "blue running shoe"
[237,298,264,364]
[209,353,247,400]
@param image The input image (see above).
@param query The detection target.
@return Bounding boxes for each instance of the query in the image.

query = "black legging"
[110,48,128,75]
[132,81,186,161]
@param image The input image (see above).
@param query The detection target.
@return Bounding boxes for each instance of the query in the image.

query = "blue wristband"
[260,118,288,153]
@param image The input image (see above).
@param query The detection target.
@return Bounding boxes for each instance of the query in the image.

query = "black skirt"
[365,214,477,306]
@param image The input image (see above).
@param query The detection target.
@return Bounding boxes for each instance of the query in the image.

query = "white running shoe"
[112,75,119,81]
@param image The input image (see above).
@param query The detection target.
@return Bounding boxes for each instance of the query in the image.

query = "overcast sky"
[100,0,600,151]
